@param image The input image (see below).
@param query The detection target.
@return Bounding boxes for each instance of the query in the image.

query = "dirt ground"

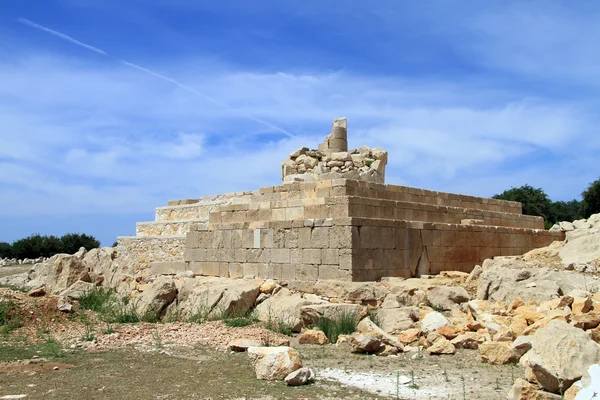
[0,266,518,400]
[0,264,29,279]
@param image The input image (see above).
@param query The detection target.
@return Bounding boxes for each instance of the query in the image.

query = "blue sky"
[1,0,599,246]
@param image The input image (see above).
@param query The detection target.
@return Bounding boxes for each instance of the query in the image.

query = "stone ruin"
[281,118,387,183]
[117,118,564,281]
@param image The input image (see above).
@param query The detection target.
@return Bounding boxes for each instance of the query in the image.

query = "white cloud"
[0,50,596,223]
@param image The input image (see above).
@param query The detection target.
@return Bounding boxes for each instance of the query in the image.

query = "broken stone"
[298,329,329,345]
[247,346,303,381]
[285,367,314,386]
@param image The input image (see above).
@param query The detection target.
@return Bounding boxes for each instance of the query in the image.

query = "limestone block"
[318,265,352,281]
[296,265,319,281]
[271,249,291,264]
[151,262,187,275]
[310,227,330,249]
[322,249,339,265]
[302,249,321,264]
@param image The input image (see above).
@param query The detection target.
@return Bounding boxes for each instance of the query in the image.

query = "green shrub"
[6,233,100,259]
[79,287,114,313]
[0,298,23,335]
[0,242,12,259]
[78,287,158,324]
[314,309,359,343]
[583,178,600,218]
[60,233,100,255]
[221,309,259,328]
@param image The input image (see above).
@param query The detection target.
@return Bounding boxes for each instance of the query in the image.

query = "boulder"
[348,333,383,353]
[437,325,460,340]
[298,329,329,345]
[399,328,422,345]
[426,337,456,355]
[356,317,404,350]
[247,346,303,381]
[511,336,533,358]
[255,288,325,332]
[300,303,365,328]
[525,320,600,393]
[478,264,600,304]
[560,229,600,267]
[477,341,519,365]
[572,297,593,315]
[570,312,600,330]
[259,279,277,294]
[421,311,450,334]
[135,277,177,317]
[285,367,315,386]
[82,248,119,287]
[376,307,419,333]
[59,281,95,300]
[507,378,561,400]
[46,254,90,294]
[217,279,262,315]
[451,332,486,350]
[177,277,261,320]
[426,286,470,311]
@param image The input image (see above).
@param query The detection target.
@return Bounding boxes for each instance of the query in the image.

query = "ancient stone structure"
[117,118,564,281]
[281,118,387,183]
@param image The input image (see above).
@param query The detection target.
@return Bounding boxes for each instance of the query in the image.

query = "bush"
[78,287,158,324]
[582,178,600,218]
[550,200,583,223]
[60,233,100,255]
[0,242,12,259]
[4,233,100,260]
[314,309,359,343]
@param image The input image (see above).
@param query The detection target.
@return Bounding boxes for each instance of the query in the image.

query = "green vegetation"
[264,307,295,336]
[0,233,100,259]
[491,178,600,228]
[78,287,158,324]
[219,309,259,328]
[0,297,23,335]
[314,309,359,343]
[582,178,600,218]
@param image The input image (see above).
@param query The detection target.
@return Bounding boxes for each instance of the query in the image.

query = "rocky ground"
[1,213,599,399]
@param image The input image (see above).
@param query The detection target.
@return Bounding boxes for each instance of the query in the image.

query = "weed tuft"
[264,307,295,336]
[78,287,158,324]
[314,309,359,344]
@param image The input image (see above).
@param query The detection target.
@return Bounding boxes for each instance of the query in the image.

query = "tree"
[550,200,583,223]
[0,242,12,258]
[9,233,100,259]
[582,178,600,218]
[60,233,100,254]
[493,184,554,225]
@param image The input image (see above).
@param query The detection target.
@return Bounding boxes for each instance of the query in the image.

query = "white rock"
[247,346,303,381]
[421,311,450,334]
[285,367,315,386]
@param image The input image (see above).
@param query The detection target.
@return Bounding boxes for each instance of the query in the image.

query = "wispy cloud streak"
[18,18,293,137]
[18,18,108,55]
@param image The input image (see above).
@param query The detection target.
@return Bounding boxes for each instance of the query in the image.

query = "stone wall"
[182,216,563,282]
[184,219,354,281]
[116,236,186,272]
